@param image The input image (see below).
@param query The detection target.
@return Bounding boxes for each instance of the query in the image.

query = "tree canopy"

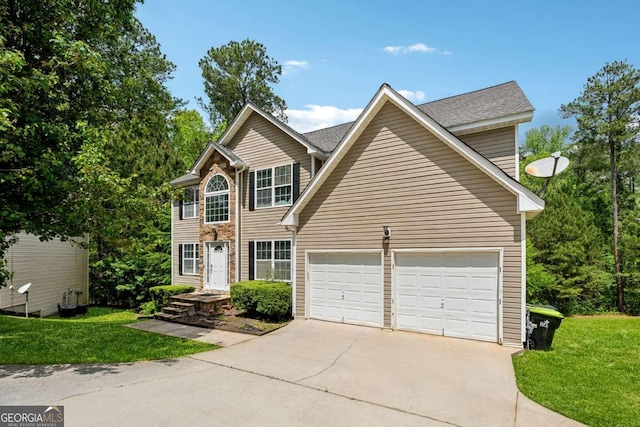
[560,60,640,312]
[0,0,183,288]
[199,38,287,128]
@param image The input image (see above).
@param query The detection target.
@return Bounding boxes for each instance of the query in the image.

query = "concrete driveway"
[0,319,582,426]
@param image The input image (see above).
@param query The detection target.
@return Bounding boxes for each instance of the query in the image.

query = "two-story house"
[170,81,544,347]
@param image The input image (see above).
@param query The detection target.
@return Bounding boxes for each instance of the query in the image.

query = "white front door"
[206,242,228,291]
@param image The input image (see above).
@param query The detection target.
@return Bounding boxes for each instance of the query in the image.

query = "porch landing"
[154,292,231,322]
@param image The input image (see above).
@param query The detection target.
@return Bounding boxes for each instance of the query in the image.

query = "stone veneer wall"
[198,152,236,289]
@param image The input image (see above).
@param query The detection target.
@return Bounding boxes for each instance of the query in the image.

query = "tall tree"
[199,39,287,127]
[169,109,212,168]
[0,0,182,288]
[560,60,640,312]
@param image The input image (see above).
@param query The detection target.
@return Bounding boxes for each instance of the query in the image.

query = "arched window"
[205,175,229,223]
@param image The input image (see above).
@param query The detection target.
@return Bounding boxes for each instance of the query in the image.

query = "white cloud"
[381,43,451,55]
[286,105,363,133]
[283,60,310,75]
[398,90,426,103]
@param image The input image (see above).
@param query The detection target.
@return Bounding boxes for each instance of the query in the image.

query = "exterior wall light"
[383,225,391,240]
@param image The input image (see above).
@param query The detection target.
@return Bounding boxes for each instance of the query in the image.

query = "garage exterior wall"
[226,113,312,281]
[457,127,516,179]
[0,233,89,317]
[295,101,523,345]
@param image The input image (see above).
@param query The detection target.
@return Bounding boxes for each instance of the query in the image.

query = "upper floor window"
[205,174,229,223]
[182,187,199,219]
[256,164,292,208]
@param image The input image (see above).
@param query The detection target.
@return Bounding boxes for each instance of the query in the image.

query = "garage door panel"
[444,276,467,290]
[472,299,497,316]
[309,252,383,327]
[395,252,499,342]
[471,276,496,291]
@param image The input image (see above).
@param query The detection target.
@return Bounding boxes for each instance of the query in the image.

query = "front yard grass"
[512,315,640,427]
[0,307,216,365]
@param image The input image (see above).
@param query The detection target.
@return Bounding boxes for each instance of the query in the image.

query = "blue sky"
[136,0,640,138]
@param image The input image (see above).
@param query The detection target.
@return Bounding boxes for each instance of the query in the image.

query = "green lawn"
[513,315,640,427]
[0,307,216,364]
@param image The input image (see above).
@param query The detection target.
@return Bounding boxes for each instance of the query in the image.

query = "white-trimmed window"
[181,243,199,275]
[205,174,229,223]
[182,187,199,219]
[255,240,291,281]
[256,164,292,208]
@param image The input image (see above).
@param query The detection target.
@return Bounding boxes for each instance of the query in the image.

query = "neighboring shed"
[0,233,89,317]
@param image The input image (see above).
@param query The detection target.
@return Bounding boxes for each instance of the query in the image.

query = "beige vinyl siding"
[0,233,88,317]
[295,102,523,345]
[172,199,200,286]
[458,127,516,178]
[227,113,312,281]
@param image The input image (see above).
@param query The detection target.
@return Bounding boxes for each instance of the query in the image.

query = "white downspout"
[310,155,316,178]
[235,165,247,283]
[171,200,174,285]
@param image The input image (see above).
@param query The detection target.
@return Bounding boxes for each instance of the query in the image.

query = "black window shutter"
[248,241,255,280]
[292,163,301,203]
[249,171,255,211]
[178,199,183,220]
[178,244,183,275]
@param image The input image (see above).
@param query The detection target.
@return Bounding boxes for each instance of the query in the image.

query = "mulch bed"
[174,307,290,336]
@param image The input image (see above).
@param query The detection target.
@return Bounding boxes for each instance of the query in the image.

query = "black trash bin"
[526,305,564,350]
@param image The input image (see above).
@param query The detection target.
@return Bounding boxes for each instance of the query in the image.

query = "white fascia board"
[448,111,534,135]
[386,89,545,213]
[282,85,544,225]
[281,86,389,226]
[222,103,329,158]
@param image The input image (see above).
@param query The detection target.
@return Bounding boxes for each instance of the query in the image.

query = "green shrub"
[149,285,195,310]
[231,281,291,320]
[139,300,157,315]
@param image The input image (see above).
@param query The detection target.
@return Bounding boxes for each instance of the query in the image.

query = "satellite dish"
[17,283,31,294]
[525,155,569,178]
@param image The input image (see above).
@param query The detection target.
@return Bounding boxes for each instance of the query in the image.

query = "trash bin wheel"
[527,338,536,350]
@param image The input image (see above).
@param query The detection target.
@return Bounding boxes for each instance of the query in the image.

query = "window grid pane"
[274,241,291,260]
[274,165,291,186]
[256,188,272,207]
[256,169,272,189]
[205,194,229,222]
[273,261,291,281]
[256,241,272,260]
[183,243,199,275]
[182,188,199,218]
[274,186,292,205]
[206,175,228,193]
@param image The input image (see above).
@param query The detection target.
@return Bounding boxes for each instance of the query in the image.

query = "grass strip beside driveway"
[0,307,216,364]
[513,315,640,427]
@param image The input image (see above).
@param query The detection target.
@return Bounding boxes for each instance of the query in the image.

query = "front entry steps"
[154,292,231,323]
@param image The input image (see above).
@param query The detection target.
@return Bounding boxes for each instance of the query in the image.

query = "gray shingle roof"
[302,81,533,153]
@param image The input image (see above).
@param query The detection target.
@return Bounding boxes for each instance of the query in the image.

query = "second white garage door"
[394,252,499,342]
[308,252,383,327]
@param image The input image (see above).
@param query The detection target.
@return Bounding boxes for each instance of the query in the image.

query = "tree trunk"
[610,143,624,312]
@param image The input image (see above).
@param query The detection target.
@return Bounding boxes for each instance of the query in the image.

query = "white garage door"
[308,252,383,327]
[394,252,499,342]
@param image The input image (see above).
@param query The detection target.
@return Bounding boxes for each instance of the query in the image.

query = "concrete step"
[171,301,195,309]
[162,306,190,317]
[154,312,179,321]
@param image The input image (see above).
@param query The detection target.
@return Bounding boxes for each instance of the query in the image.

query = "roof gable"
[170,142,248,187]
[179,102,329,187]
[301,81,534,152]
[281,84,544,226]
[219,102,328,157]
